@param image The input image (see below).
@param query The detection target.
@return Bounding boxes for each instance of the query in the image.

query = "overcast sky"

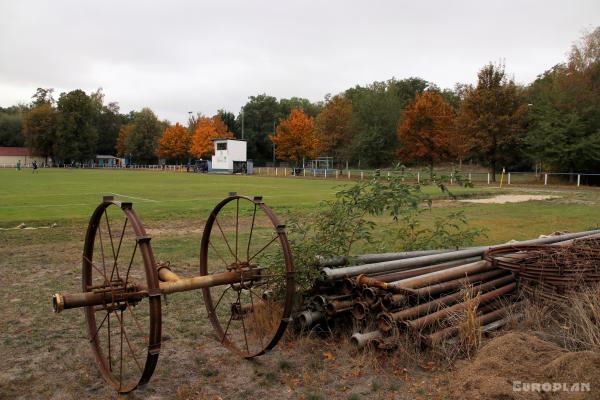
[1,0,599,123]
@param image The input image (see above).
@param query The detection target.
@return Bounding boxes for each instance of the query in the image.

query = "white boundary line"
[110,192,158,202]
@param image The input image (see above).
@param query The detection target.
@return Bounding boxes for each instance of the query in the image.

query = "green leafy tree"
[55,90,97,163]
[216,109,238,137]
[0,109,24,147]
[124,108,163,164]
[456,63,528,181]
[237,94,281,162]
[278,97,321,119]
[22,104,57,162]
[526,28,600,173]
[345,78,431,167]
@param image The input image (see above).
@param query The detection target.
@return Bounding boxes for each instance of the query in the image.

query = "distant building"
[211,139,251,173]
[93,155,124,167]
[0,147,48,167]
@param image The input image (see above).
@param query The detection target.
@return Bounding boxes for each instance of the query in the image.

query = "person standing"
[32,160,38,174]
[16,160,21,171]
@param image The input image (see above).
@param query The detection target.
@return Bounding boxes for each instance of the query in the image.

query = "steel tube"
[369,257,481,282]
[425,306,513,345]
[389,260,493,289]
[159,270,245,295]
[404,282,516,330]
[388,274,515,323]
[350,331,382,348]
[318,249,459,268]
[52,290,147,313]
[321,230,600,281]
[410,269,508,298]
[297,310,324,328]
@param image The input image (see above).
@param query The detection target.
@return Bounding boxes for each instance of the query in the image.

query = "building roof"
[0,147,31,157]
[211,138,246,142]
[96,155,120,159]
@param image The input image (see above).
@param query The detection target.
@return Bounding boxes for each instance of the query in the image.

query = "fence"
[1,162,598,187]
[251,167,600,188]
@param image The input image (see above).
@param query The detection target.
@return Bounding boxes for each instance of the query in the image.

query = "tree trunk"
[490,160,496,182]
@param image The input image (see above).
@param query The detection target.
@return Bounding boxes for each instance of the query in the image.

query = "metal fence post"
[303,168,306,177]
[335,170,338,179]
[577,174,581,187]
[508,173,511,185]
[468,172,472,182]
[348,170,351,179]
[544,173,548,185]
[487,173,490,185]
[417,171,420,183]
[275,168,278,176]
[324,169,327,179]
[360,171,363,180]
[450,173,453,185]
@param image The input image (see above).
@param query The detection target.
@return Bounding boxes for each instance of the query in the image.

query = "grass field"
[1,169,600,399]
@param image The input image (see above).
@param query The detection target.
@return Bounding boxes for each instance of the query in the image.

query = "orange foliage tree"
[155,122,192,162]
[397,91,456,173]
[190,116,234,159]
[314,95,355,161]
[270,108,318,165]
[116,124,134,157]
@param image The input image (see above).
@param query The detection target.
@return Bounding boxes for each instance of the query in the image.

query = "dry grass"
[518,284,600,352]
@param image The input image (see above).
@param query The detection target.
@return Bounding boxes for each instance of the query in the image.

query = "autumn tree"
[397,91,456,174]
[116,124,134,157]
[23,104,57,162]
[270,108,318,165]
[190,116,234,159]
[455,63,528,181]
[314,95,355,162]
[156,122,192,162]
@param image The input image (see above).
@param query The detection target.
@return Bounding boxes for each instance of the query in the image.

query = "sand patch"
[460,194,559,204]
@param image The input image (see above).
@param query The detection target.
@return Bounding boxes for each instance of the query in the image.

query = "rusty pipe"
[369,256,482,282]
[404,282,516,331]
[409,269,509,298]
[425,305,516,346]
[378,274,515,331]
[325,299,355,316]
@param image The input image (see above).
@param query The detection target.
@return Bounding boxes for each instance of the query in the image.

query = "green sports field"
[0,168,490,226]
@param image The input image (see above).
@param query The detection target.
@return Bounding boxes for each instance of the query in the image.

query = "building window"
[217,142,227,151]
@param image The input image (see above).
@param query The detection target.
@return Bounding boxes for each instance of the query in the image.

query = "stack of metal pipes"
[295,229,600,349]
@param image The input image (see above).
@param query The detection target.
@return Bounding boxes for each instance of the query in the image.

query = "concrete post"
[508,173,511,185]
[324,169,327,179]
[487,173,490,185]
[544,173,548,185]
[275,168,278,176]
[417,171,420,183]
[577,174,581,187]
[360,171,364,180]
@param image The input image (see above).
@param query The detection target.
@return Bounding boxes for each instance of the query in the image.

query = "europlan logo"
[513,381,591,393]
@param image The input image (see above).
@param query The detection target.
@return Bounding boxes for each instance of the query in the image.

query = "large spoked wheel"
[200,195,295,358]
[82,199,161,393]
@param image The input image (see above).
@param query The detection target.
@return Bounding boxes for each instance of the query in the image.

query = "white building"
[0,147,48,167]
[211,139,248,172]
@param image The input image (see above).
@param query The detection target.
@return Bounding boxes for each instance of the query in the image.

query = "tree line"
[1,28,598,179]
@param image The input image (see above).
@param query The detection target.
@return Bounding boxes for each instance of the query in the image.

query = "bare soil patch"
[459,194,559,204]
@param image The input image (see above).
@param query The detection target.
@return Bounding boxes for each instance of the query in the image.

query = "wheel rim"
[82,200,161,393]
[200,195,295,358]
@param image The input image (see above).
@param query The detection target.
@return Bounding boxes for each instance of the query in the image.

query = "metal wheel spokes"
[200,196,295,358]
[83,200,161,393]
